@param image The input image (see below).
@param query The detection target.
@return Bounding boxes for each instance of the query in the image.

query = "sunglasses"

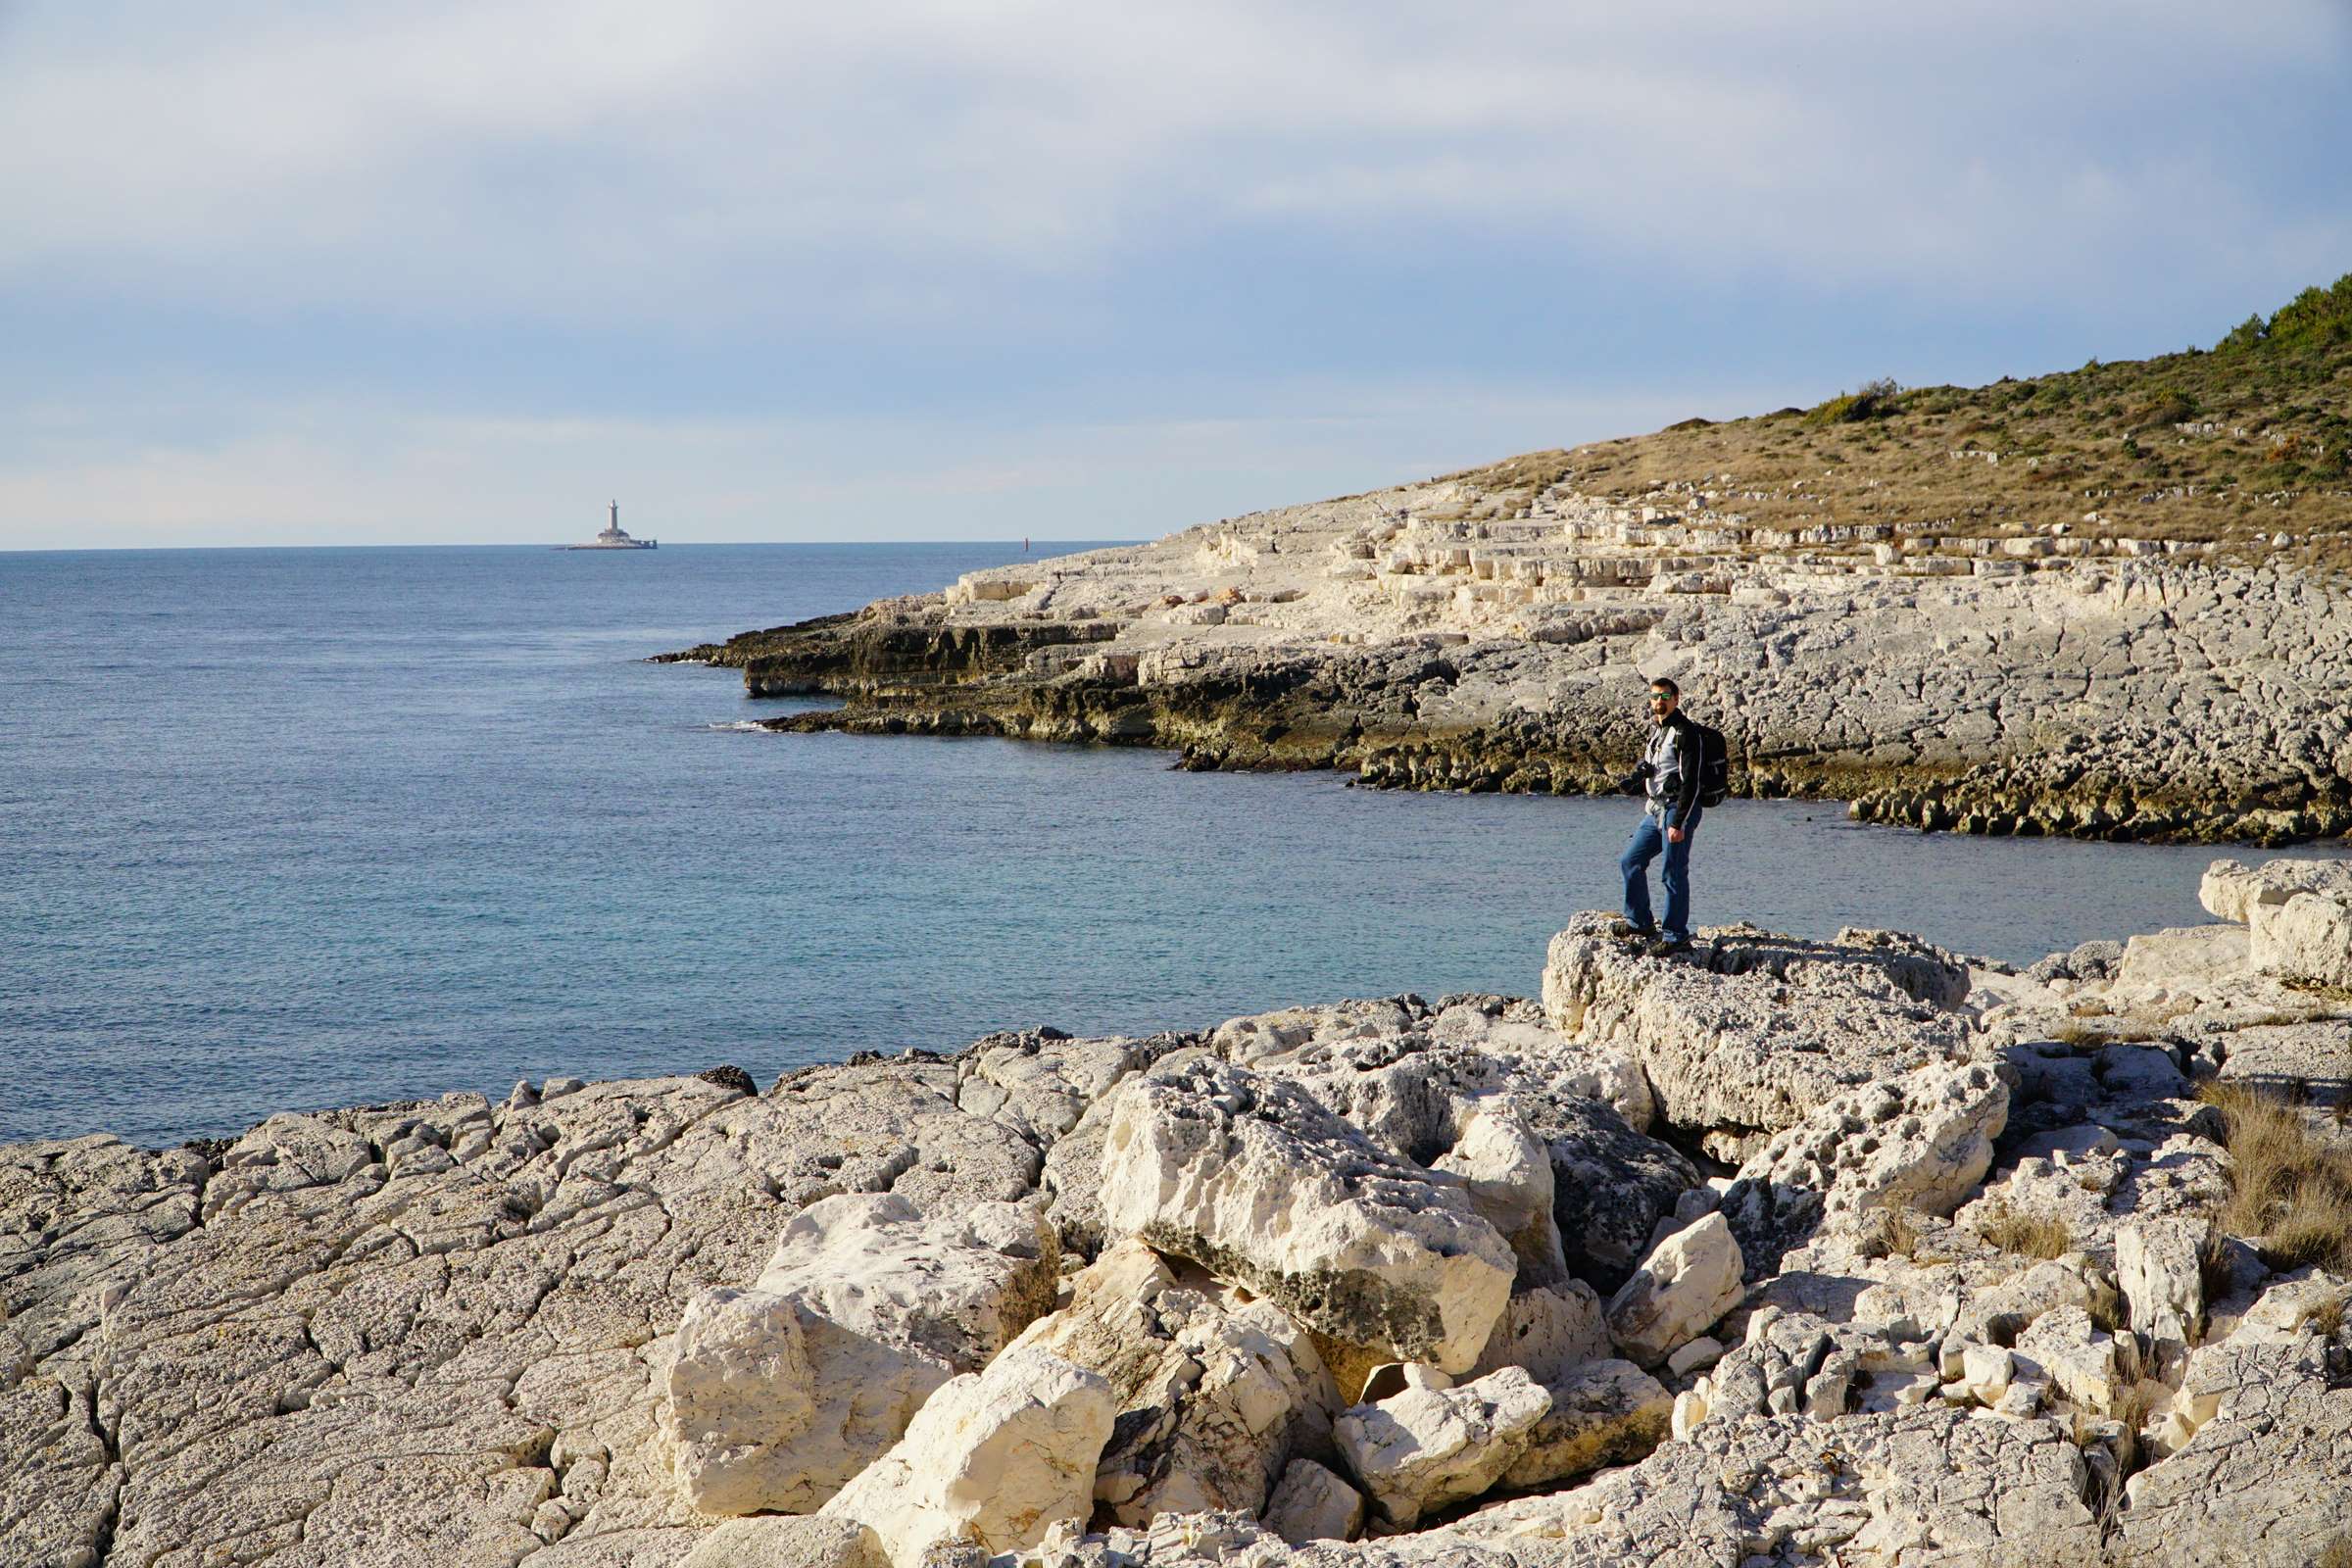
[1646,694,1673,704]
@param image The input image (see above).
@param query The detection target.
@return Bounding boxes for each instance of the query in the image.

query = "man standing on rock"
[1617,676,1703,957]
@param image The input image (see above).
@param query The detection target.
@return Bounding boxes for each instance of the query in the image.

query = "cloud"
[2,0,2346,547]
[4,0,2344,330]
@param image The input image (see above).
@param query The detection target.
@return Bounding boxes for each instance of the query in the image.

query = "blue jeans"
[1621,808,1700,942]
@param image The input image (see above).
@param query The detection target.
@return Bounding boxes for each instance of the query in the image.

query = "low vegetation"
[1974,1200,2075,1261]
[2198,1082,2352,1271]
[1455,273,2352,575]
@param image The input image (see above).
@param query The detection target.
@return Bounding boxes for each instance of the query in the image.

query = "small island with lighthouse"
[563,500,658,550]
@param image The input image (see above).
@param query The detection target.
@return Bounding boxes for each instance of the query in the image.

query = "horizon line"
[0,536,1152,558]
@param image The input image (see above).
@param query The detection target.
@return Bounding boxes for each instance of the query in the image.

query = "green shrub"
[1808,377,1902,425]
[2267,274,2352,351]
[2131,389,2200,429]
[2218,313,2269,352]
[2216,271,2352,355]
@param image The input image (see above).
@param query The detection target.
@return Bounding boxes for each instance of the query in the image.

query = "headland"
[667,279,2352,846]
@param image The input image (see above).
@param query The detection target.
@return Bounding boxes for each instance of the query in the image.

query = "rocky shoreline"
[9,858,2352,1567]
[663,477,2352,846]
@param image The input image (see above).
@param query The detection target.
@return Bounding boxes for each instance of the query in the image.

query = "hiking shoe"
[1643,936,1692,958]
[1610,919,1657,943]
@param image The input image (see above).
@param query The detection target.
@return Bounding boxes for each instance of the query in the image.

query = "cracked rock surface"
[9,862,2352,1567]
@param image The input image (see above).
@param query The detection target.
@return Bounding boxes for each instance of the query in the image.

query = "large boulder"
[1716,1060,2009,1276]
[1226,1003,1696,1294]
[1523,1095,1698,1295]
[1260,1457,1366,1544]
[1542,915,1974,1160]
[819,1347,1114,1568]
[2200,857,2352,925]
[1042,1049,1219,1259]
[1004,1239,1339,1524]
[2201,857,2352,989]
[1468,1279,1611,1386]
[1096,1060,1514,1375]
[663,1194,1059,1514]
[1333,1366,1550,1529]
[1603,1212,1745,1368]
[1497,1359,1672,1491]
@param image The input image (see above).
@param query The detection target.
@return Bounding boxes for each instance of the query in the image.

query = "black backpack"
[1688,718,1731,808]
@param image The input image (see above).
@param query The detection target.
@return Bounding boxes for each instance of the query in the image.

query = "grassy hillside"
[1464,274,2352,573]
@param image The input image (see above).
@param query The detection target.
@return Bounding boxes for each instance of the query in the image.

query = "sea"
[5,542,2341,1149]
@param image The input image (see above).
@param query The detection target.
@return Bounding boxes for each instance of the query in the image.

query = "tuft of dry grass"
[2197,1082,2352,1272]
[1975,1201,2075,1260]
[1882,1203,1922,1259]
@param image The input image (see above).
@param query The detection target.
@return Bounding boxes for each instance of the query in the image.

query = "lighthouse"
[561,499,658,550]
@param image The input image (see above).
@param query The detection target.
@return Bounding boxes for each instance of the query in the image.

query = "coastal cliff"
[668,281,2352,847]
[9,860,2352,1566]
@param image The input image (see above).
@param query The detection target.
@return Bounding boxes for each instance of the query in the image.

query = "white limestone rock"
[667,1287,939,1517]
[1542,915,1974,1160]
[1096,1059,1514,1374]
[679,1515,889,1568]
[2015,1304,2126,1416]
[1603,1211,1744,1368]
[2118,1216,2209,1379]
[1333,1365,1549,1529]
[1717,1060,2009,1276]
[1674,1307,1873,1430]
[956,1030,1152,1149]
[1259,1457,1364,1544]
[2200,856,2352,927]
[1427,1098,1568,1290]
[2209,1267,2351,1352]
[1004,1239,1339,1525]
[1497,1358,1671,1491]
[751,1193,1059,1372]
[1041,1049,1218,1259]
[2119,1342,2352,1566]
[1229,1004,1696,1294]
[1453,1403,2096,1566]
[2115,923,2252,995]
[663,1194,1059,1515]
[1467,1279,1611,1386]
[0,1375,119,1568]
[819,1347,1114,1568]
[202,1110,378,1222]
[2256,888,2352,990]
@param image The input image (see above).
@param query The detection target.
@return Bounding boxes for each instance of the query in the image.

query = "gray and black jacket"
[1637,712,1704,831]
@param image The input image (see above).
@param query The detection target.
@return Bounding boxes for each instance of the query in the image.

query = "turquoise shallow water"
[3,542,2339,1148]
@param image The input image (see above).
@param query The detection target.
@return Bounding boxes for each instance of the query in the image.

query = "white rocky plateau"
[672,473,2352,847]
[8,859,2352,1567]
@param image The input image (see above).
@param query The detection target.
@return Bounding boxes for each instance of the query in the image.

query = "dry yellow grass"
[1975,1201,2075,1260]
[1450,274,2352,576]
[2198,1082,2352,1271]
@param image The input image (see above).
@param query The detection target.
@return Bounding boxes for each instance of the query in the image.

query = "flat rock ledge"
[662,476,2352,845]
[9,860,2352,1566]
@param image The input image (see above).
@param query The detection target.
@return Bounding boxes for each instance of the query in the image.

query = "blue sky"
[4,0,2348,549]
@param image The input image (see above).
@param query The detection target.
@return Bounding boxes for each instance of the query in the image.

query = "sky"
[3,1,2349,550]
